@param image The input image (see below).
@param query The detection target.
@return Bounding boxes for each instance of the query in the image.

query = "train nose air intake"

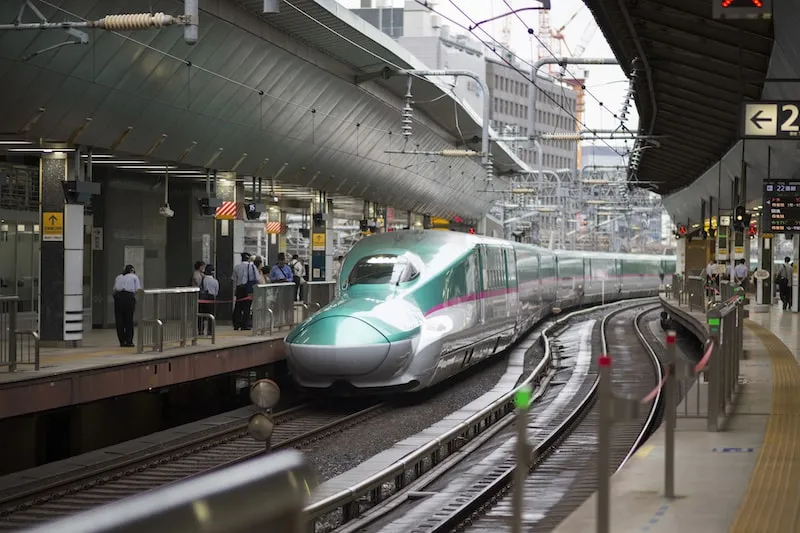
[286,316,391,376]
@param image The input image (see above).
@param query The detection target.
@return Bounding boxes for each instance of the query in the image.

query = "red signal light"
[721,0,762,6]
[678,225,687,236]
[468,227,476,234]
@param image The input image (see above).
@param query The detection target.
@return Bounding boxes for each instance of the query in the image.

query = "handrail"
[23,450,313,533]
[136,287,205,353]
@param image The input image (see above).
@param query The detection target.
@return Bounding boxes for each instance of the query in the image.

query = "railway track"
[0,401,388,532]
[406,304,666,533]
[302,298,664,533]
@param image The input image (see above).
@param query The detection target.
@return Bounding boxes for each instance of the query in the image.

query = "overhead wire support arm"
[468,1,551,31]
[392,69,492,167]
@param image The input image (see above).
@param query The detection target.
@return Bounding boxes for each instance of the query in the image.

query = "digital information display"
[713,0,772,20]
[764,180,800,233]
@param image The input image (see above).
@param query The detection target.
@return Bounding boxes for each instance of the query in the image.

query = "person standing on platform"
[733,259,749,292]
[232,252,258,330]
[776,257,792,310]
[113,264,141,347]
[191,260,205,287]
[269,253,294,283]
[198,264,219,336]
[290,254,306,301]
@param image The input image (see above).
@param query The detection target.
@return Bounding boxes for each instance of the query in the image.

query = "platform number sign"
[741,102,800,139]
[713,0,772,19]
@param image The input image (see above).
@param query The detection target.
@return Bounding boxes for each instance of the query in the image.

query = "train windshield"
[347,254,419,286]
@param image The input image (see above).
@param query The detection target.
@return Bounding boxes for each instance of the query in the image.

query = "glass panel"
[15,223,36,314]
[0,223,16,299]
[84,223,92,328]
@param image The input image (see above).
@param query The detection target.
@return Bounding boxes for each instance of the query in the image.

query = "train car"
[284,230,675,395]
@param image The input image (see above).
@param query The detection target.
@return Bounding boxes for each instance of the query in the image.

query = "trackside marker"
[514,384,533,410]
[666,330,676,344]
[599,355,612,367]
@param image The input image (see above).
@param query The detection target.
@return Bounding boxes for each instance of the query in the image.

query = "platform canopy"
[0,0,527,220]
[583,0,774,208]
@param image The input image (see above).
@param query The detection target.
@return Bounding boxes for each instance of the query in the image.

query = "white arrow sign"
[744,103,777,137]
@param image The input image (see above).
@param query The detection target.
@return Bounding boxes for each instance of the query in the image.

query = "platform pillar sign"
[756,233,772,306]
[664,331,677,499]
[39,151,88,346]
[512,384,533,533]
[311,227,326,282]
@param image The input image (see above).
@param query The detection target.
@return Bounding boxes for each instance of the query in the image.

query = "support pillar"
[757,235,773,306]
[310,195,329,281]
[40,152,85,346]
[793,235,799,313]
[213,177,239,322]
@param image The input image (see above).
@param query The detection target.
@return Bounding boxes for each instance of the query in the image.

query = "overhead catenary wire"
[496,0,636,137]
[419,1,626,157]
[28,0,493,203]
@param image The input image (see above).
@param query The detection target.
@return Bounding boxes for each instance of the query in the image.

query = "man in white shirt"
[113,265,141,347]
[231,252,258,330]
[290,254,306,301]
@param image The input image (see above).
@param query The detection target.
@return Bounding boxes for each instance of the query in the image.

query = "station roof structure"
[0,0,527,221]
[583,0,774,196]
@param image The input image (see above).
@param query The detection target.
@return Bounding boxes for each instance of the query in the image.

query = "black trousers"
[199,300,215,335]
[232,284,252,329]
[114,291,136,346]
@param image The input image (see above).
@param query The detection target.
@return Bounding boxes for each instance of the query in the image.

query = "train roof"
[348,230,675,263]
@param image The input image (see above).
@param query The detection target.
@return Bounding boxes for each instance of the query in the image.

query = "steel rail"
[304,295,660,530]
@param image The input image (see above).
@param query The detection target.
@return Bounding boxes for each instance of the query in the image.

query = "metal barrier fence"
[252,281,337,336]
[252,283,296,336]
[686,275,708,312]
[0,296,40,372]
[674,295,743,431]
[305,281,336,313]
[24,450,312,533]
[136,287,215,354]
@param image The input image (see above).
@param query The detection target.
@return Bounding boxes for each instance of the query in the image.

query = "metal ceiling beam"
[656,114,736,141]
[650,60,763,95]
[643,39,766,77]
[632,0,773,46]
[655,84,739,116]
[654,75,741,106]
[654,67,761,101]
[657,102,732,131]
[633,18,770,62]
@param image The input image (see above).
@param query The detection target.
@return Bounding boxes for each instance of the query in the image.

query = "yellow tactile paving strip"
[730,321,800,533]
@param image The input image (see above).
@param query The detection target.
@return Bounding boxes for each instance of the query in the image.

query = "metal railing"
[304,281,336,313]
[252,283,297,336]
[671,293,744,431]
[252,281,337,336]
[0,296,40,372]
[135,287,215,354]
[24,450,313,533]
[686,275,708,312]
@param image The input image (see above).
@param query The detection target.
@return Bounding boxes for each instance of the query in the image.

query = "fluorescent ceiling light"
[0,140,32,145]
[8,148,75,152]
[145,170,204,175]
[89,160,147,164]
[117,165,178,170]
[81,154,115,158]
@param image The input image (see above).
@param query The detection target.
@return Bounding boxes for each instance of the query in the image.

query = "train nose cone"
[286,316,391,376]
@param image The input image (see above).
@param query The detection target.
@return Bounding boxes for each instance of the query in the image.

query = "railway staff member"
[113,265,141,347]
[232,252,258,330]
[733,259,749,291]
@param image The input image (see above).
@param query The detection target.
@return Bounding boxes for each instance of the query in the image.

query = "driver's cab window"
[346,254,420,287]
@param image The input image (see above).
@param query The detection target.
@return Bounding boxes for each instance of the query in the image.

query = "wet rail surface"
[463,306,667,533]
[0,402,387,532]
[357,303,666,533]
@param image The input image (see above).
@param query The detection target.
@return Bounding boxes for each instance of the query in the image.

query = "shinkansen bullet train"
[285,230,675,394]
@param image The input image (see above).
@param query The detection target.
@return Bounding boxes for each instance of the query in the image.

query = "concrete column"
[757,236,773,306]
[310,196,328,281]
[212,178,238,322]
[793,235,799,312]
[675,238,687,279]
[40,152,85,346]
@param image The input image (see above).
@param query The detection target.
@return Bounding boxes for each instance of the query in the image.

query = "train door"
[477,245,488,325]
[504,247,518,319]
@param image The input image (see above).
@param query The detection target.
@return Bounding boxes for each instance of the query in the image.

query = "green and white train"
[285,230,675,394]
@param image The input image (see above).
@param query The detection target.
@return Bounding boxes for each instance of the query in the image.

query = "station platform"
[0,327,285,420]
[554,295,800,532]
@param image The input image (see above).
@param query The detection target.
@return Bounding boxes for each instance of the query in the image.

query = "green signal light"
[515,384,533,409]
[708,317,721,326]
